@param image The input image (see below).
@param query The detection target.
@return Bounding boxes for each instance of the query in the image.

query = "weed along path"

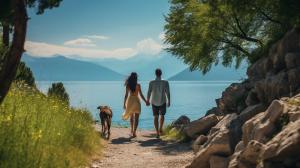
[90,126,193,168]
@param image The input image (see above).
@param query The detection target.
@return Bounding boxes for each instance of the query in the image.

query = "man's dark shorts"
[152,103,166,116]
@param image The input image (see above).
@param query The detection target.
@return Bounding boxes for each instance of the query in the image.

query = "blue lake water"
[36,81,234,129]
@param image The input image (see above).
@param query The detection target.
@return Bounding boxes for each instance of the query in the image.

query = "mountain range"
[22,53,247,81]
[22,54,125,81]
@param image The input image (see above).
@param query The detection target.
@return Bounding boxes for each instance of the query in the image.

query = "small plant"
[161,124,186,142]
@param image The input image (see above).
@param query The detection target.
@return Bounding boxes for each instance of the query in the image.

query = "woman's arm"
[123,86,129,109]
[138,84,147,103]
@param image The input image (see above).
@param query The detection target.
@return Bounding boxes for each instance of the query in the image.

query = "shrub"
[0,82,101,168]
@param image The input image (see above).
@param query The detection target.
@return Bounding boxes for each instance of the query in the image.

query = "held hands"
[145,100,150,106]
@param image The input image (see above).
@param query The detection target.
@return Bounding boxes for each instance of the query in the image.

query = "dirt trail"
[90,126,193,168]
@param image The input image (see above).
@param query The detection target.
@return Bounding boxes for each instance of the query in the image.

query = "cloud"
[85,35,110,40]
[136,38,162,55]
[25,41,137,60]
[64,38,96,47]
[25,37,163,59]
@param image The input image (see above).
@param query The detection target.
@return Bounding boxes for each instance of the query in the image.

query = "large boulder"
[183,114,219,139]
[170,115,190,129]
[242,100,286,144]
[260,120,300,168]
[187,127,232,168]
[217,83,249,114]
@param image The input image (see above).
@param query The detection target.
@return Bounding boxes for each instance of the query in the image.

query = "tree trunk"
[2,23,9,47]
[0,0,28,103]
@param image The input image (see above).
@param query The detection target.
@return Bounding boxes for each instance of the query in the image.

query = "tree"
[15,62,35,87]
[164,0,300,73]
[48,82,70,105]
[0,0,62,103]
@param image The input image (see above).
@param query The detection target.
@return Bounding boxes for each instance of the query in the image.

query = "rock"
[171,115,190,128]
[228,141,245,168]
[192,135,208,152]
[183,114,219,139]
[187,127,232,168]
[261,120,300,168]
[242,100,286,144]
[216,82,249,114]
[227,104,267,150]
[285,52,300,69]
[287,67,300,95]
[245,90,260,106]
[209,155,229,168]
[239,140,265,165]
[269,27,300,72]
[206,107,222,116]
[209,114,237,135]
[254,71,290,104]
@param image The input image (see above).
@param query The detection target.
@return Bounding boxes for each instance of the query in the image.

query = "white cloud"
[158,32,165,41]
[64,38,96,47]
[25,41,137,60]
[136,38,162,55]
[85,35,110,40]
[25,37,163,60]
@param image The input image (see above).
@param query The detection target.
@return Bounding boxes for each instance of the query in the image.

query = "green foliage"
[48,82,70,105]
[15,62,35,87]
[164,0,300,73]
[0,0,63,21]
[0,82,102,168]
[161,124,186,142]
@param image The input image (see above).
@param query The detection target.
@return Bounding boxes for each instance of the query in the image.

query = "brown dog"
[97,105,113,139]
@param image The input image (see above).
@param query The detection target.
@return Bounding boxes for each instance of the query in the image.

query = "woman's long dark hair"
[125,72,138,92]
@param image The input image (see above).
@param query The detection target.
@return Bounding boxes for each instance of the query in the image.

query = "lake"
[36,81,234,129]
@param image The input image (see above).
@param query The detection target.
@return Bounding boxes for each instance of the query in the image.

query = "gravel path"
[90,126,193,168]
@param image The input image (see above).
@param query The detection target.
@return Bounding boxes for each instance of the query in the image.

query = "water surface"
[37,81,234,129]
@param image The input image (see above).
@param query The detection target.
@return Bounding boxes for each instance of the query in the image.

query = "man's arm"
[166,81,170,107]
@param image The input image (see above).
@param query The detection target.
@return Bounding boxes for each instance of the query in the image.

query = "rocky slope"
[174,27,300,168]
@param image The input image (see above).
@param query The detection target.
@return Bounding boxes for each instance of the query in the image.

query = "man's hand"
[167,101,170,107]
[146,100,150,106]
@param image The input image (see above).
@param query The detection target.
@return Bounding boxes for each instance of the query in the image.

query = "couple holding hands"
[122,69,170,138]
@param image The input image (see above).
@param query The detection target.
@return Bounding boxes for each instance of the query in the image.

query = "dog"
[97,105,113,139]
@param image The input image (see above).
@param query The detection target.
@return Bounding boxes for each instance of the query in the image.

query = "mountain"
[22,54,125,81]
[93,52,188,80]
[169,64,247,81]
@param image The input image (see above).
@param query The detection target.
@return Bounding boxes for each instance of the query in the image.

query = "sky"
[25,0,170,60]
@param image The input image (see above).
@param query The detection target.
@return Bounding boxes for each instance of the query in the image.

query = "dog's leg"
[107,117,111,139]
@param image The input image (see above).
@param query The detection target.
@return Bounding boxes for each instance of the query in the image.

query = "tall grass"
[0,82,102,168]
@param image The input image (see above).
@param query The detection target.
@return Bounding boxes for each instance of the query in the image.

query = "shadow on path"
[137,137,192,156]
[111,137,133,144]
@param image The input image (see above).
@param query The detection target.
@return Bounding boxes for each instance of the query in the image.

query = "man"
[147,68,170,138]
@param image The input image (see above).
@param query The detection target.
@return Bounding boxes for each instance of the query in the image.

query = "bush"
[161,124,186,142]
[48,82,70,105]
[0,82,101,168]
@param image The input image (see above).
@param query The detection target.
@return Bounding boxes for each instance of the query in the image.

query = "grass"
[0,82,102,168]
[161,124,186,142]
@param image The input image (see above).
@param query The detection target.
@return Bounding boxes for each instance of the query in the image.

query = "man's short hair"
[155,68,162,77]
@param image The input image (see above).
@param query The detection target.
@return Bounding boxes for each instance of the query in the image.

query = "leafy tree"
[15,62,35,87]
[0,0,62,103]
[48,82,70,105]
[164,0,300,73]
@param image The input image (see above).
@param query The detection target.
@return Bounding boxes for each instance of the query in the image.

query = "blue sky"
[25,0,170,60]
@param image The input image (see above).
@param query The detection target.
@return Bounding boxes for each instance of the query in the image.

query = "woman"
[122,72,147,137]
